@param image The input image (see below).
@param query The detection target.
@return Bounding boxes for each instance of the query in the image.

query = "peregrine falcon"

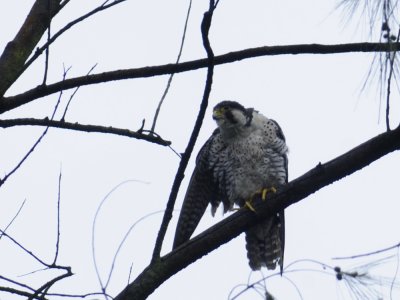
[173,100,288,272]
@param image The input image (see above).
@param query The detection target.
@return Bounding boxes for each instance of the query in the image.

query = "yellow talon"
[261,187,277,201]
[238,187,277,212]
[244,201,256,212]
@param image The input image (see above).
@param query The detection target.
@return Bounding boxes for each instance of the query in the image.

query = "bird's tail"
[245,211,285,273]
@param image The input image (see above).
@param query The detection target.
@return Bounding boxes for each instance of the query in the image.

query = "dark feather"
[172,132,220,249]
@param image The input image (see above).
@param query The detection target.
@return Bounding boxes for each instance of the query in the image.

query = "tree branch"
[2,42,400,114]
[151,1,216,262]
[0,0,62,97]
[150,0,193,133]
[0,118,171,146]
[22,0,128,76]
[114,125,400,300]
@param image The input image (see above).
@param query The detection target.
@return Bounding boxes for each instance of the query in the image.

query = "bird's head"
[212,101,253,134]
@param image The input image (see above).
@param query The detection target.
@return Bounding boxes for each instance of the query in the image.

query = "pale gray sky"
[1,1,399,299]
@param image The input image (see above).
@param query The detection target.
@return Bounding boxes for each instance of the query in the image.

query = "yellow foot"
[260,187,277,201]
[231,201,256,212]
[244,201,256,212]
[237,187,277,212]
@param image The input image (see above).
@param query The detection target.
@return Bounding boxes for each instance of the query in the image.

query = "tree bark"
[0,0,61,97]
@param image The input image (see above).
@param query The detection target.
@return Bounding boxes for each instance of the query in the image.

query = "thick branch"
[2,42,400,114]
[115,125,400,300]
[0,118,170,146]
[0,0,62,97]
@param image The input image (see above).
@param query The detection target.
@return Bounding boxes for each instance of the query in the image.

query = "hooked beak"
[212,108,224,120]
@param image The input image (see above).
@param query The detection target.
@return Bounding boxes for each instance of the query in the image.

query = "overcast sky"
[1,1,400,299]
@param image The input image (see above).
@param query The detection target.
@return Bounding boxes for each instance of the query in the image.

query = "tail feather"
[245,211,285,272]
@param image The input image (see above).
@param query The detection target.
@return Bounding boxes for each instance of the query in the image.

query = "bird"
[172,100,288,272]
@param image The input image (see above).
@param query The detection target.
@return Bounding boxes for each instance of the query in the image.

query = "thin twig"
[151,0,216,263]
[27,268,72,300]
[0,274,36,292]
[61,63,97,121]
[0,127,49,188]
[51,63,71,121]
[0,66,67,188]
[91,180,149,296]
[127,263,134,285]
[18,267,49,277]
[0,199,26,239]
[0,230,53,267]
[167,144,182,159]
[104,210,165,289]
[54,64,72,111]
[42,291,114,298]
[52,169,62,265]
[22,0,128,74]
[333,241,400,260]
[150,0,193,133]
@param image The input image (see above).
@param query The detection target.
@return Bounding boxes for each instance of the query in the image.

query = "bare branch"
[333,241,400,260]
[151,0,216,262]
[0,125,49,188]
[22,0,128,77]
[91,180,150,297]
[52,169,62,265]
[115,125,400,300]
[3,42,400,114]
[0,199,26,239]
[150,0,193,133]
[0,274,36,294]
[0,230,54,268]
[28,268,72,300]
[0,0,62,97]
[61,64,97,121]
[105,210,165,289]
[0,83,66,188]
[0,118,171,146]
[0,286,40,300]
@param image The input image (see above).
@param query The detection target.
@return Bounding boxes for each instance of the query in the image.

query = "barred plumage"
[173,100,288,272]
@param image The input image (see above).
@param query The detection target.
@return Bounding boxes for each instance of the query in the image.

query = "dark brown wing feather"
[172,133,219,249]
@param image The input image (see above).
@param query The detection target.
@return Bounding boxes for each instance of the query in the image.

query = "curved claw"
[261,187,277,201]
[244,201,256,212]
[239,187,277,213]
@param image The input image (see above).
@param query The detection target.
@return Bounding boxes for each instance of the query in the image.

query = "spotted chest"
[210,128,285,210]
